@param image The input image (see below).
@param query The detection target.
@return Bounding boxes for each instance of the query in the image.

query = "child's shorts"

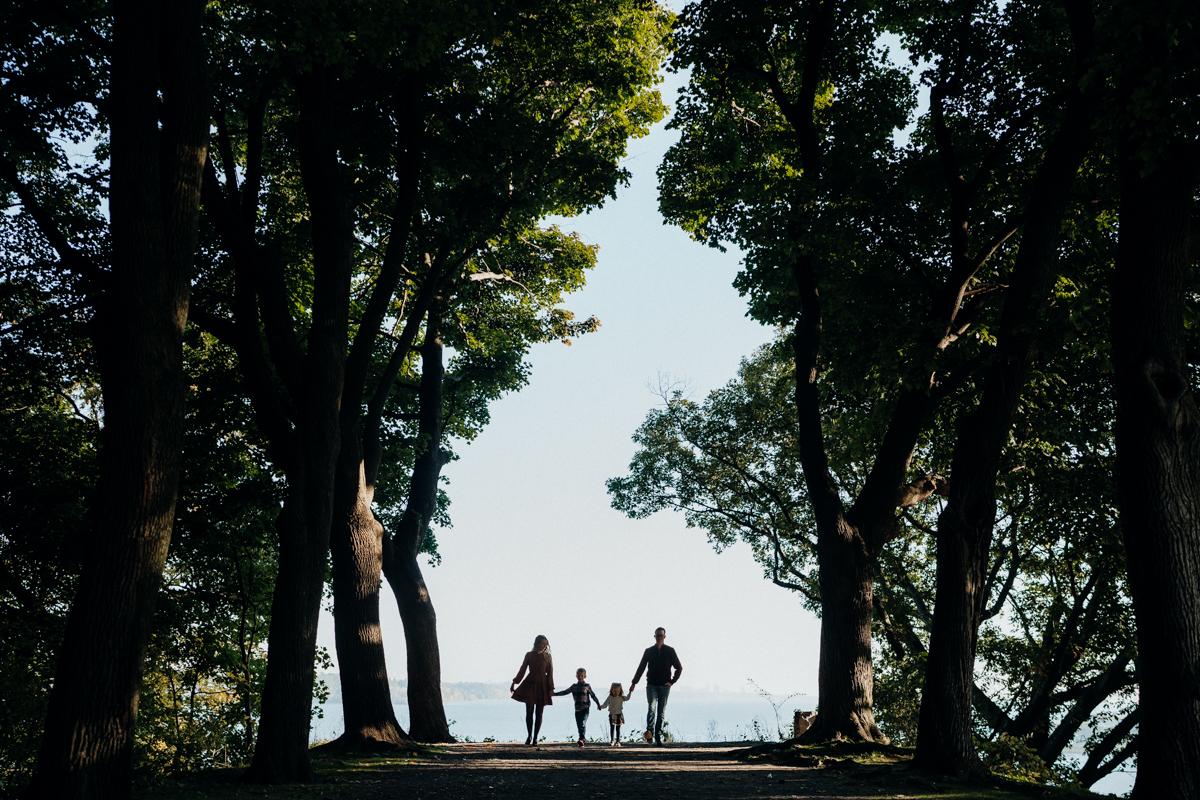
[609,713,625,725]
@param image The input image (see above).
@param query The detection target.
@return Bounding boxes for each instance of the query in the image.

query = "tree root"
[313,730,425,756]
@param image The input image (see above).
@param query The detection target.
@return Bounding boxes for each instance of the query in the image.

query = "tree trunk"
[245,483,329,782]
[790,254,888,744]
[800,518,886,742]
[327,436,411,749]
[383,304,453,743]
[245,68,354,784]
[913,11,1095,772]
[28,3,207,798]
[384,548,451,742]
[316,105,425,751]
[1113,140,1200,800]
[913,506,990,775]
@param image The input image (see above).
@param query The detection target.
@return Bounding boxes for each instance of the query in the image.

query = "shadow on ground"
[142,742,1110,800]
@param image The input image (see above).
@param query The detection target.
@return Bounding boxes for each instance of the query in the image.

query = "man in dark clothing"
[629,627,682,745]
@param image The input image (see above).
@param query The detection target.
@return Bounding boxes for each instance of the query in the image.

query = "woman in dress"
[510,634,554,745]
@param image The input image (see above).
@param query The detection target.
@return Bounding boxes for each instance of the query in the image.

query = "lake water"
[313,693,806,745]
[311,693,1134,797]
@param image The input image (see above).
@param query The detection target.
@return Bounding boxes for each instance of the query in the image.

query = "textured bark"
[914,5,1095,774]
[325,149,424,749]
[914,509,989,775]
[1113,137,1200,799]
[385,550,450,742]
[27,3,207,798]
[790,252,889,744]
[245,70,354,783]
[383,304,453,743]
[327,440,410,749]
[800,518,885,742]
[772,0,894,744]
[245,492,328,783]
[774,1,970,743]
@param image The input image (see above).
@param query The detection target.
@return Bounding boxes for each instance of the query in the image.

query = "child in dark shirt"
[554,668,602,746]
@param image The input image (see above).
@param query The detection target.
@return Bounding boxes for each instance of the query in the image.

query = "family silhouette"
[510,627,683,747]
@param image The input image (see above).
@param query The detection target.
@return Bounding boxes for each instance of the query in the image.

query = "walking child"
[599,682,632,746]
[553,668,601,746]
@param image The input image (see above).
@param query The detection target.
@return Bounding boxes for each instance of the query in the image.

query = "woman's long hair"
[531,634,552,668]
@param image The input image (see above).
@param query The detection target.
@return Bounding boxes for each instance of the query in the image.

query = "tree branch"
[0,154,107,285]
[344,104,423,416]
[1076,706,1140,787]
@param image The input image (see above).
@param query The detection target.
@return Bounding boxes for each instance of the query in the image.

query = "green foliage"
[608,341,820,608]
[978,735,1055,785]
[197,0,673,563]
[9,4,671,784]
[627,0,1144,788]
[661,0,914,326]
[0,325,289,786]
[132,334,281,777]
[0,385,95,790]
[872,651,925,747]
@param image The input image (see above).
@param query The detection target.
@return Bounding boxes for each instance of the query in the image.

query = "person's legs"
[645,684,657,737]
[533,703,545,744]
[525,703,534,744]
[575,709,588,743]
[652,684,671,743]
[609,719,616,744]
[614,722,622,745]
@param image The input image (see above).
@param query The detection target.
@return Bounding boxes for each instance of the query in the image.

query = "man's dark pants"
[646,684,670,742]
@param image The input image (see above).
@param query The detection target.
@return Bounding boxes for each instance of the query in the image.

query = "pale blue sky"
[317,68,822,696]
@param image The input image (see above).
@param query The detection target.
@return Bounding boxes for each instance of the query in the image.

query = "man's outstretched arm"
[631,651,649,687]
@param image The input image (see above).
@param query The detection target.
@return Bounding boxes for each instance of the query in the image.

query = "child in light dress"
[599,682,632,746]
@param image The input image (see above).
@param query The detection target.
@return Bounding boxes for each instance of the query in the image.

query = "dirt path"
[150,742,1096,799]
[362,742,805,799]
[294,742,1033,800]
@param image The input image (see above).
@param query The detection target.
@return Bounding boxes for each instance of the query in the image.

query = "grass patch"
[735,740,1108,800]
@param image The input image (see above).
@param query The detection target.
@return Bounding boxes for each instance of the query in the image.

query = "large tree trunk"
[383,304,453,743]
[245,490,328,783]
[28,3,207,798]
[913,9,1095,773]
[1113,142,1200,800]
[913,504,990,774]
[245,69,354,784]
[790,254,888,744]
[772,1,898,744]
[327,437,410,749]
[384,548,451,742]
[800,518,885,742]
[317,94,424,754]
